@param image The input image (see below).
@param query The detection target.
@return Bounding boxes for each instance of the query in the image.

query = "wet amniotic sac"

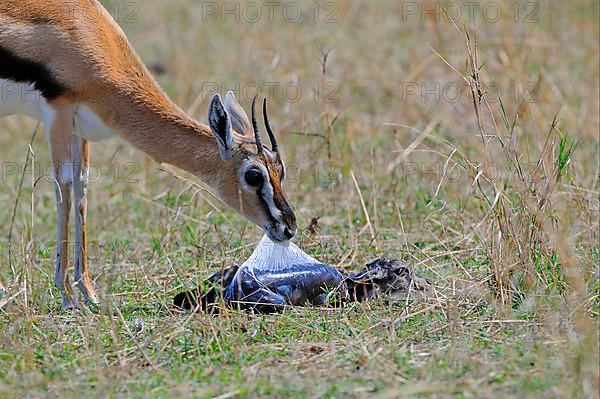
[174,236,431,313]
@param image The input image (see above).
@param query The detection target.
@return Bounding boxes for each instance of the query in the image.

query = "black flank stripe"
[0,46,67,100]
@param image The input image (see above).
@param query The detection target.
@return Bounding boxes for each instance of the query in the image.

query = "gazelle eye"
[244,169,264,187]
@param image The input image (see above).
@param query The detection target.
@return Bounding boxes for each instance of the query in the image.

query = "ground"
[0,1,598,398]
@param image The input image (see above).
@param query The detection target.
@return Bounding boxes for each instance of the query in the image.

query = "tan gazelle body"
[0,0,296,310]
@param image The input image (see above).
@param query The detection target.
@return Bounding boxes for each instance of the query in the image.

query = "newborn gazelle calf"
[174,236,432,313]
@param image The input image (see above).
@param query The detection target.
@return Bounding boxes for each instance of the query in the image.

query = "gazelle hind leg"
[47,104,78,311]
[72,134,98,304]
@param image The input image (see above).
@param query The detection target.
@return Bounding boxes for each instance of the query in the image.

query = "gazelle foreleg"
[47,104,78,311]
[72,133,98,304]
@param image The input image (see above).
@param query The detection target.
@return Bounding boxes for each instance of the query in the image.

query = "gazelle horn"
[263,98,278,153]
[251,96,263,155]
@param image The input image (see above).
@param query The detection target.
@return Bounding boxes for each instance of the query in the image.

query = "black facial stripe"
[257,186,278,227]
[252,166,279,227]
[0,46,68,100]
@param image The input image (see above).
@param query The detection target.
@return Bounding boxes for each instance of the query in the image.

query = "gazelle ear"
[224,91,250,135]
[208,93,235,160]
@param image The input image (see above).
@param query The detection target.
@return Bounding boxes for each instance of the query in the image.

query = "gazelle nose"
[283,227,295,240]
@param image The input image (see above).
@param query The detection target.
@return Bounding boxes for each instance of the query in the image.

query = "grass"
[1,1,598,397]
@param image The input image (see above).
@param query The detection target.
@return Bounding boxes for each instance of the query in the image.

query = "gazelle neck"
[89,84,230,190]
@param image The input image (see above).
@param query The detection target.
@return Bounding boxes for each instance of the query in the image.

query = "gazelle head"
[207,91,297,243]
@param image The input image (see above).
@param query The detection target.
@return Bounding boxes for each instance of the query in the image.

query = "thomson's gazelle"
[0,0,296,310]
